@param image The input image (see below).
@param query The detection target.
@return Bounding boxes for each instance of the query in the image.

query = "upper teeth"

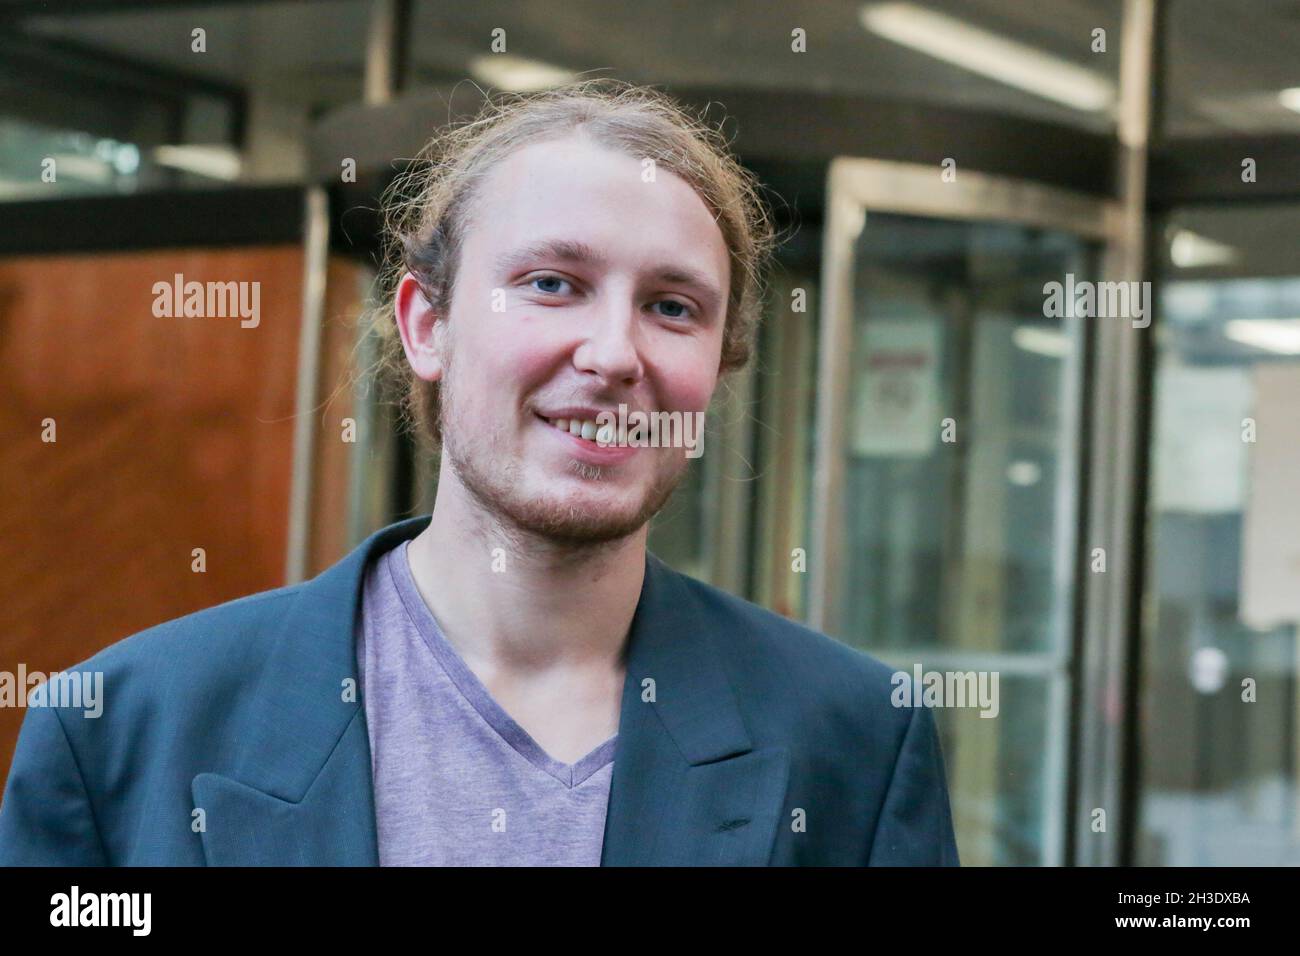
[547,416,618,445]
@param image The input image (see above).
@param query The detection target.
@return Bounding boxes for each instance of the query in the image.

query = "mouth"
[533,411,638,465]
[535,412,620,446]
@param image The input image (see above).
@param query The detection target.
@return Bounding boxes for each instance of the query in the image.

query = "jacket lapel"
[600,553,790,866]
[192,515,789,866]
[193,515,432,866]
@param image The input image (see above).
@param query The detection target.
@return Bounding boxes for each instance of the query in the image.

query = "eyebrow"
[495,238,725,314]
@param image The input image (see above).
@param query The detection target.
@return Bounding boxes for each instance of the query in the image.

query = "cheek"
[652,339,722,411]
[459,315,564,409]
[504,328,566,391]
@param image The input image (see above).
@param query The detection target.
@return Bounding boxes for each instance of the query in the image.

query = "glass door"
[1137,203,1300,866]
[810,158,1120,865]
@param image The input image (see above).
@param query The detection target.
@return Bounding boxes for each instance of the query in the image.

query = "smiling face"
[396,132,732,545]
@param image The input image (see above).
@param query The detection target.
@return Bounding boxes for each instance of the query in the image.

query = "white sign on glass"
[851,320,941,458]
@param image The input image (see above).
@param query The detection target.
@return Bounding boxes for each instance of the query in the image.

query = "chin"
[506,480,654,543]
[503,497,651,544]
[445,424,689,545]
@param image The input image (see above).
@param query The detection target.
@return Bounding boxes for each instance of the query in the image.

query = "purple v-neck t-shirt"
[355,539,618,866]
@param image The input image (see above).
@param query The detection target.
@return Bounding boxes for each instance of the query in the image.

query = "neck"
[403,467,646,678]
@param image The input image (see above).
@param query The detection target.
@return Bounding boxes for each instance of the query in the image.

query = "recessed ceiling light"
[858,2,1115,112]
[469,55,577,92]
[1224,319,1300,354]
[152,145,242,181]
[47,154,113,184]
[1006,460,1042,486]
[1169,229,1238,269]
[1012,326,1070,358]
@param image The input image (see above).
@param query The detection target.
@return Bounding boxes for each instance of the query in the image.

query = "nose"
[572,294,644,386]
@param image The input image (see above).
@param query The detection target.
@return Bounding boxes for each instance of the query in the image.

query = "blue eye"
[654,300,693,320]
[531,275,570,295]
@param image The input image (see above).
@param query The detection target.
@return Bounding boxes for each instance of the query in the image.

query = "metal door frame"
[808,156,1124,865]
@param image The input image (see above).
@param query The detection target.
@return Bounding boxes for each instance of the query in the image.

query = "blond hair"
[364,78,777,448]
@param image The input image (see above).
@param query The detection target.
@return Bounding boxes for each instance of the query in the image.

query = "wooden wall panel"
[0,245,304,783]
[308,259,369,577]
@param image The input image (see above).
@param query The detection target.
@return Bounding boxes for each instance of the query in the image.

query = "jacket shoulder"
[64,582,306,686]
[669,570,901,704]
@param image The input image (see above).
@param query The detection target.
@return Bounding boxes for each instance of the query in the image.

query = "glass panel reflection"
[1139,207,1300,865]
[837,213,1095,865]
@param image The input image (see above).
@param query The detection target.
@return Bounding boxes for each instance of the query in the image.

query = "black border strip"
[0,185,304,256]
[1149,135,1300,207]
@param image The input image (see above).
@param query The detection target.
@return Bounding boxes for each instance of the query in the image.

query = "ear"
[394,272,446,383]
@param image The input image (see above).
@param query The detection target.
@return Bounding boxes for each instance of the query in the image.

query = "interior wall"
[0,244,307,782]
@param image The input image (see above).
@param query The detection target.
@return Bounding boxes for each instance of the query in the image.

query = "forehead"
[465,133,730,286]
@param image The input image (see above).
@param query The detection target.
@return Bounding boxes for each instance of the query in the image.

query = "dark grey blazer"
[0,514,959,866]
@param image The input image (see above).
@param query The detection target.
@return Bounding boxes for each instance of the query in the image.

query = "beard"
[437,362,690,547]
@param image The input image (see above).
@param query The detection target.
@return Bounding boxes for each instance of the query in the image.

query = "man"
[0,80,958,866]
